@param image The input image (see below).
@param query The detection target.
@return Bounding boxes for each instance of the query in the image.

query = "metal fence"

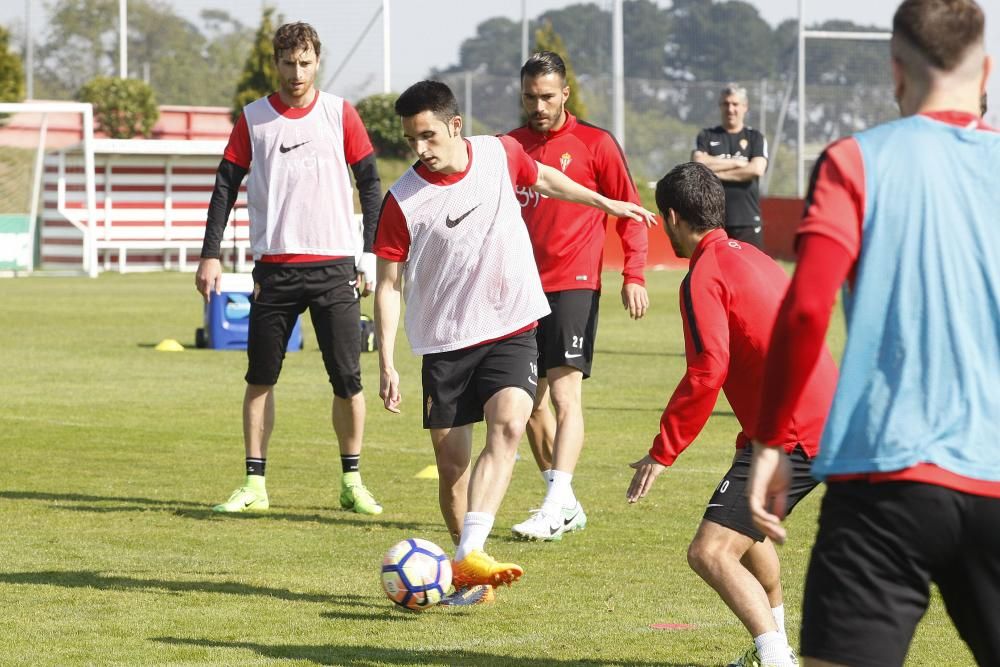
[439,61,897,197]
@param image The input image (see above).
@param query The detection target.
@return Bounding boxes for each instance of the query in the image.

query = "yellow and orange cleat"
[451,550,523,589]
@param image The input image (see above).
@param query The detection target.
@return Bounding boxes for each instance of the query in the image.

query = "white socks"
[541,469,576,515]
[541,468,552,489]
[754,631,792,666]
[772,604,786,639]
[455,511,494,561]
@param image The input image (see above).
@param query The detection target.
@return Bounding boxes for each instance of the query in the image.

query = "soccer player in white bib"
[197,22,383,516]
[374,81,655,601]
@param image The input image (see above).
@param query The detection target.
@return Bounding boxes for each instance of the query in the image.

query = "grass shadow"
[152,637,711,666]
[0,490,203,509]
[3,489,432,531]
[172,508,431,531]
[0,570,381,607]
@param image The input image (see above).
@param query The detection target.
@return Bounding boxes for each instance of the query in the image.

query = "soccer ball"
[380,538,452,611]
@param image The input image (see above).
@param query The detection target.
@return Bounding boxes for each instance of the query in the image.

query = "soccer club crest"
[739,138,748,151]
[559,152,572,172]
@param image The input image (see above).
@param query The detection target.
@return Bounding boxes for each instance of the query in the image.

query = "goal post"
[796,1,892,196]
[0,102,97,276]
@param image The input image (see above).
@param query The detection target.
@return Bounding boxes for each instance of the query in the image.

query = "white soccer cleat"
[511,502,586,541]
[562,501,587,533]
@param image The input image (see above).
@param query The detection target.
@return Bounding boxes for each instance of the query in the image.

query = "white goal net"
[0,102,97,276]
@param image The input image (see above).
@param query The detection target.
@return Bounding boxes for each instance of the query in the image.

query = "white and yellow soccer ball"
[380,538,452,611]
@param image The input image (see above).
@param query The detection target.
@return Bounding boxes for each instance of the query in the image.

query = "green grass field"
[0,271,972,666]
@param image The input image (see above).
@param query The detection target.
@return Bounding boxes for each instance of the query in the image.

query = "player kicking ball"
[626,163,837,666]
[375,81,655,603]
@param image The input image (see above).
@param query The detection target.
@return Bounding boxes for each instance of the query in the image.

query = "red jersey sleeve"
[373,193,410,262]
[342,100,375,165]
[755,234,852,445]
[593,131,647,286]
[753,138,865,444]
[593,134,639,203]
[223,113,251,169]
[498,134,539,189]
[797,137,865,261]
[649,265,731,466]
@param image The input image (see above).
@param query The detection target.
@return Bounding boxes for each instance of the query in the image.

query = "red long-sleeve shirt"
[508,112,647,292]
[649,229,838,467]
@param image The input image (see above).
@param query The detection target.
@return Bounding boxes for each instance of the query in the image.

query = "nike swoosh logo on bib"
[279,141,311,153]
[445,203,481,228]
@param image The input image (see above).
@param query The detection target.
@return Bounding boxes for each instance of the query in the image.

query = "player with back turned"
[748,1,1000,664]
[626,162,837,667]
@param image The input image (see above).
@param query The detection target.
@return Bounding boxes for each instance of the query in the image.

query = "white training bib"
[243,91,359,258]
[390,135,549,354]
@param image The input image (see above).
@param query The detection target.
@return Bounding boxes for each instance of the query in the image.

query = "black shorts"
[421,329,538,429]
[725,225,762,249]
[801,481,1000,667]
[703,445,817,542]
[245,260,362,397]
[536,290,599,378]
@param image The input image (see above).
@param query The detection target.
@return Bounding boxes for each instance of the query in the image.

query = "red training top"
[507,112,647,292]
[650,229,838,467]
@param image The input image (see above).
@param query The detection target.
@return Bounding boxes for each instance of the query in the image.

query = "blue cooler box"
[201,273,303,351]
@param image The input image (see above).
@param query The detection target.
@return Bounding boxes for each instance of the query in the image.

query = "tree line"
[0,0,891,173]
[438,0,887,87]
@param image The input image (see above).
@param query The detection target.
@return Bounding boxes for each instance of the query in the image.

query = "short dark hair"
[394,80,459,122]
[892,0,983,71]
[273,22,321,60]
[655,163,726,232]
[520,51,567,83]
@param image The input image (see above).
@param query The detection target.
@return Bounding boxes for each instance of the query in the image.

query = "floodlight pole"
[797,0,805,197]
[25,0,33,98]
[119,0,128,78]
[612,0,625,150]
[382,0,391,93]
[521,0,529,64]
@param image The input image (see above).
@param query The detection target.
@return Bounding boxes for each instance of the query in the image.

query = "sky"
[2,0,998,124]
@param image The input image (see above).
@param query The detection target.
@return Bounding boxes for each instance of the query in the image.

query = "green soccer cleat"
[212,485,269,513]
[340,472,383,515]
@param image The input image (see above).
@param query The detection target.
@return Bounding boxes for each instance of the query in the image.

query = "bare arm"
[716,156,768,183]
[531,163,656,225]
[375,257,403,413]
